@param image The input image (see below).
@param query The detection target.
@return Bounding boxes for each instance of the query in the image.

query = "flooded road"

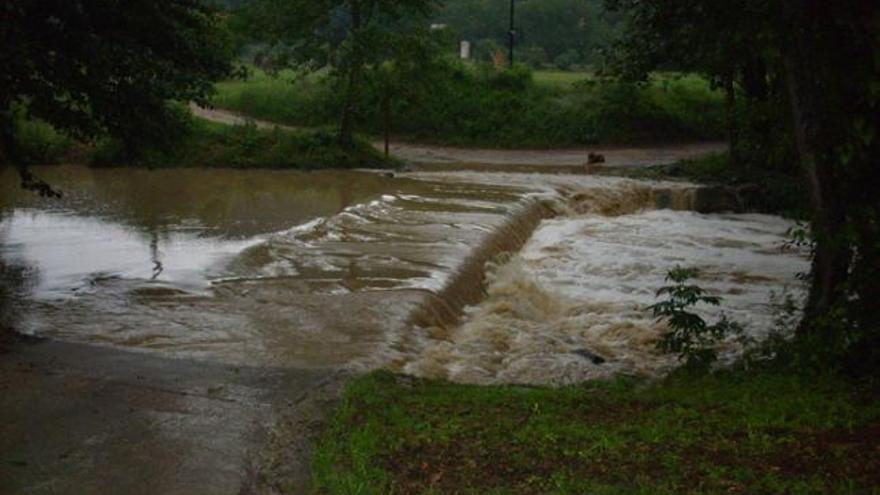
[1,164,807,383]
[0,165,538,367]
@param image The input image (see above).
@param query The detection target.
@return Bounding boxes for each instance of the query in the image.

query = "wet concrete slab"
[0,340,331,495]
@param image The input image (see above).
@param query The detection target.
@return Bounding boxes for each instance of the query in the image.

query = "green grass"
[93,118,391,170]
[212,68,335,129]
[210,65,726,148]
[312,369,879,495]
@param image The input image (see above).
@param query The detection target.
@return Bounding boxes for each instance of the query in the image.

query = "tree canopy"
[0,0,233,190]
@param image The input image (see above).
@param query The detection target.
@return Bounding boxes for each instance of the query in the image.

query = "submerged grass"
[312,369,879,495]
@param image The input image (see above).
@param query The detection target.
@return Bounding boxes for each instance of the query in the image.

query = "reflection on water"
[0,165,808,382]
[0,210,261,297]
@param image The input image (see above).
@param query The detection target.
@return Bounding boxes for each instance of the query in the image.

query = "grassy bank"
[93,118,390,170]
[13,112,390,170]
[313,369,879,494]
[212,66,725,148]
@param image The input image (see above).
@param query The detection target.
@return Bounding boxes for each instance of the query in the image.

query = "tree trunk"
[781,41,850,329]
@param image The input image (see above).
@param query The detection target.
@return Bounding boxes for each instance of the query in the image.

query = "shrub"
[650,266,743,369]
[13,117,74,164]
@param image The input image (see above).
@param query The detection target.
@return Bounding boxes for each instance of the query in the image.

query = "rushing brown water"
[0,165,807,382]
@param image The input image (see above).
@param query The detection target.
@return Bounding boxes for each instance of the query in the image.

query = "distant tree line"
[221,0,622,70]
[433,0,621,69]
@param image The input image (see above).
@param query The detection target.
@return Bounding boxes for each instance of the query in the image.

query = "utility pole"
[508,0,516,67]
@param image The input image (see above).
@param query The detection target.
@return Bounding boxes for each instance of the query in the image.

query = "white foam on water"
[402,192,809,386]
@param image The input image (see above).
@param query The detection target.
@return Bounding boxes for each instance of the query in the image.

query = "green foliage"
[650,266,743,369]
[313,369,880,494]
[0,1,233,153]
[12,117,75,165]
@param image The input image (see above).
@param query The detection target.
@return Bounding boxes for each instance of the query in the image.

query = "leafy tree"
[0,1,233,192]
[234,0,441,148]
[606,0,880,362]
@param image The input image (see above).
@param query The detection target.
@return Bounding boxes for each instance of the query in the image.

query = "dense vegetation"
[212,65,725,147]
[0,0,233,192]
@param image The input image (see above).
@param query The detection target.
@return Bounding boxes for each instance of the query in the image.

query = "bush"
[650,266,743,370]
[13,117,74,164]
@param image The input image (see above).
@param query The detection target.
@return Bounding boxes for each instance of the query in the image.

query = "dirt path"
[190,104,726,168]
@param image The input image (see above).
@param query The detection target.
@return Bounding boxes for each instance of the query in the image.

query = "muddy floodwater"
[0,165,808,384]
